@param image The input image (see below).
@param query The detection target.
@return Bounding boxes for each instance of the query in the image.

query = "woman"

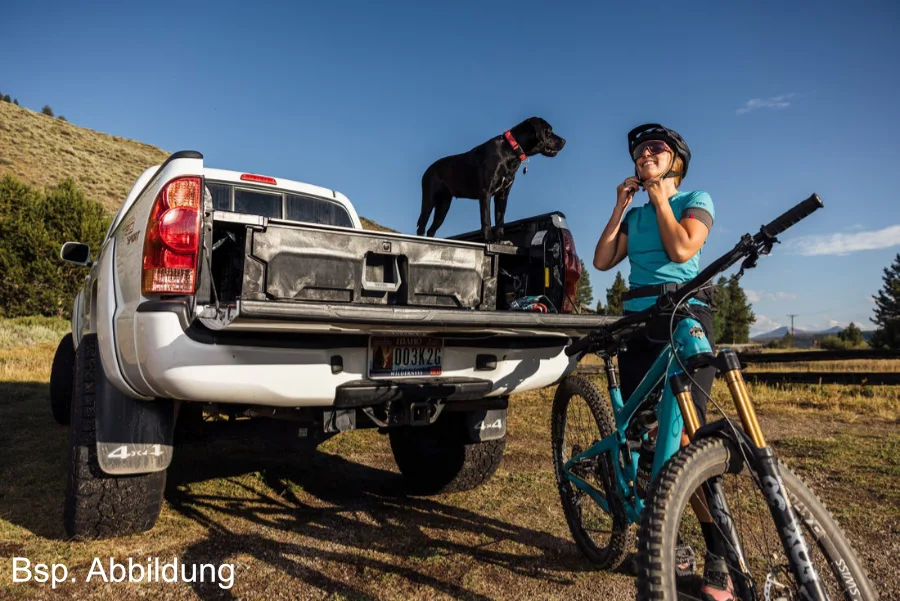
[593,124,733,600]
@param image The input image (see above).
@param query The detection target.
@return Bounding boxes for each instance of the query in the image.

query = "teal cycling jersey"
[620,190,714,312]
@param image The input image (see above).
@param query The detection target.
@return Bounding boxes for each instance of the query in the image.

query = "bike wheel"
[551,375,632,569]
[637,436,878,600]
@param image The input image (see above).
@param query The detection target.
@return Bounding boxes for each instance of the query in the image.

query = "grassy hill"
[0,101,392,231]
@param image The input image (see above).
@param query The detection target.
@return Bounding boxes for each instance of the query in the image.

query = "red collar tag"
[503,130,527,162]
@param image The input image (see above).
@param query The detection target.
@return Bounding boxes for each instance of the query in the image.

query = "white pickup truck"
[50,150,613,539]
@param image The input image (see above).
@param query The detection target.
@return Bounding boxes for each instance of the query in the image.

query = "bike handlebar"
[760,193,824,239]
[565,194,824,357]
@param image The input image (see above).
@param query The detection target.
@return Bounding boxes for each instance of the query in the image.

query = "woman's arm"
[594,177,640,270]
[652,200,710,263]
[593,209,629,271]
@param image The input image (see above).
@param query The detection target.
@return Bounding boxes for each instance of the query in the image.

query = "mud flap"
[94,356,175,475]
[465,409,507,442]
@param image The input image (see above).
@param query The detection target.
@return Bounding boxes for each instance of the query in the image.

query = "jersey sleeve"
[680,191,714,230]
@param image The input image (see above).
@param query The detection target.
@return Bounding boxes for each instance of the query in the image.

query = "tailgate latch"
[360,252,402,293]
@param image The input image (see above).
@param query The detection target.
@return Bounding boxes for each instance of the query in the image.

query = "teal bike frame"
[563,315,713,524]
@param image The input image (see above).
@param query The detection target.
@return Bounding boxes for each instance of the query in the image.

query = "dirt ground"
[2,366,898,600]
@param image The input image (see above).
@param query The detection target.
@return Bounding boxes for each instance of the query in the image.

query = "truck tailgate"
[205,211,618,336]
[210,211,497,311]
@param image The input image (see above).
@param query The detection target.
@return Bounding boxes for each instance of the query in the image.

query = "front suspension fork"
[673,350,831,601]
[670,369,755,598]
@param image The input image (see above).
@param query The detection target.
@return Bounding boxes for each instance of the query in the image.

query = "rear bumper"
[130,301,581,407]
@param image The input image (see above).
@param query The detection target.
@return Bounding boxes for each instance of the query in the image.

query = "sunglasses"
[632,140,672,161]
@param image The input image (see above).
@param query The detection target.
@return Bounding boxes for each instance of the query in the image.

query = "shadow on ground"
[166,438,606,600]
[1,382,610,600]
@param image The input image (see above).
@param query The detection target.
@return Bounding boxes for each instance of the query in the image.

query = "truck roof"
[201,167,358,223]
[108,159,362,239]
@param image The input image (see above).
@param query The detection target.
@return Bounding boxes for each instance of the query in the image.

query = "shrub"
[41,105,54,117]
[819,335,851,351]
[0,175,111,318]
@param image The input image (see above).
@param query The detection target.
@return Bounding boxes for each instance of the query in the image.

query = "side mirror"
[60,242,91,267]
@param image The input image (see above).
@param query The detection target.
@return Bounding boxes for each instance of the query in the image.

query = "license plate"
[369,335,443,378]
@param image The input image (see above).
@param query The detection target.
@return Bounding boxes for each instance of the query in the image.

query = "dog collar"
[503,130,527,162]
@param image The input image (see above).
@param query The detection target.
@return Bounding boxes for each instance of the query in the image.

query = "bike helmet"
[627,123,691,181]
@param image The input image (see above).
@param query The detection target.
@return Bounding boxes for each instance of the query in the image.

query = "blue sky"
[2,0,898,335]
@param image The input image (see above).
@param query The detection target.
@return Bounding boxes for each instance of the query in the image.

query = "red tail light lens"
[561,228,582,313]
[142,177,202,295]
[240,173,277,185]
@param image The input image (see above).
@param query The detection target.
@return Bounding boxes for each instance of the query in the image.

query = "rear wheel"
[49,333,75,425]
[637,436,878,600]
[64,335,166,539]
[551,375,632,570]
[389,412,505,494]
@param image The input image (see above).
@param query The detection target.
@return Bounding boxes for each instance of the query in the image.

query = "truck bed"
[202,209,594,329]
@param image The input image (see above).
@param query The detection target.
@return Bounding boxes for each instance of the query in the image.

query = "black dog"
[416,117,566,241]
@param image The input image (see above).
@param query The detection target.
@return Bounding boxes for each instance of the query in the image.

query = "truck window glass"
[286,194,353,227]
[208,183,231,211]
[235,188,282,219]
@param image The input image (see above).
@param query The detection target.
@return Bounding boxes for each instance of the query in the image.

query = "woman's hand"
[616,177,641,210]
[642,177,668,207]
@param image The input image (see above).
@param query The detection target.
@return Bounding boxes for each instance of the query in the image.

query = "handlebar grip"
[761,193,824,238]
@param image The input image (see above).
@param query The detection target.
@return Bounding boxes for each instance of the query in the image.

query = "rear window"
[286,194,353,228]
[235,188,281,219]
[207,181,353,227]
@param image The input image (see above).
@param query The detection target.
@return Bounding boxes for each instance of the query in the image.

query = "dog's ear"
[526,117,553,144]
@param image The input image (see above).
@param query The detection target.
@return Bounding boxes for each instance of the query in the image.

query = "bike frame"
[563,315,712,524]
[562,316,832,600]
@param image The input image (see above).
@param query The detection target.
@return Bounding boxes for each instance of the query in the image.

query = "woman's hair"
[671,155,685,188]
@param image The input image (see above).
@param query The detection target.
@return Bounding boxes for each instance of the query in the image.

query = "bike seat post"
[603,354,618,390]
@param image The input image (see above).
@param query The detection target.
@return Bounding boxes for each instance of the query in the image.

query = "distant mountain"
[753,325,853,341]
[820,326,844,335]
[753,327,792,340]
[750,324,877,348]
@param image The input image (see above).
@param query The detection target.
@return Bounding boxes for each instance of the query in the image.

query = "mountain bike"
[553,194,877,600]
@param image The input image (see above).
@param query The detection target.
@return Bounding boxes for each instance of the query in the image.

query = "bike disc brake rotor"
[764,565,795,601]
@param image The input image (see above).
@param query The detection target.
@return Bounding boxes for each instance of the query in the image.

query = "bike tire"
[551,375,632,569]
[636,436,878,600]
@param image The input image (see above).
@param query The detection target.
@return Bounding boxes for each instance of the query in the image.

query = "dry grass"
[579,353,900,422]
[0,102,168,213]
[0,102,390,231]
[1,322,898,600]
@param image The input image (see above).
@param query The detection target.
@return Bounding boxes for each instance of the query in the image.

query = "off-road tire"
[636,436,878,600]
[63,335,166,539]
[551,375,633,570]
[389,412,505,495]
[49,333,75,425]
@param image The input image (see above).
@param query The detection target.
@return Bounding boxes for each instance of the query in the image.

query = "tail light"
[560,228,582,313]
[240,173,277,185]
[142,177,202,295]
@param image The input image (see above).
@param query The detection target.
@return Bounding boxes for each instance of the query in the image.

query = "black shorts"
[617,304,716,423]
